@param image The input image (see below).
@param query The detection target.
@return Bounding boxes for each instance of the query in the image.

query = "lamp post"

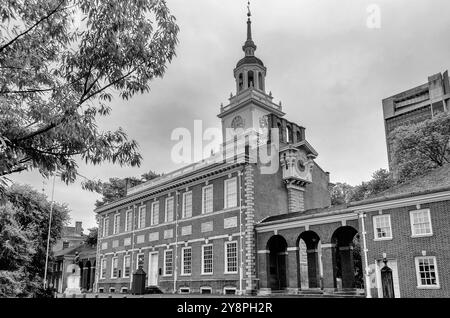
[43,174,57,290]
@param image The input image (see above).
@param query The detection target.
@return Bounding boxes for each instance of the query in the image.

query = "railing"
[221,89,282,114]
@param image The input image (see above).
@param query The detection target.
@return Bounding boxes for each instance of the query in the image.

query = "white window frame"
[120,287,128,294]
[163,249,174,276]
[181,247,192,276]
[100,258,107,279]
[182,191,193,219]
[415,256,440,289]
[123,255,131,278]
[113,213,120,235]
[179,287,190,294]
[165,197,174,223]
[125,209,133,232]
[224,241,238,274]
[202,185,214,214]
[224,177,238,209]
[151,201,160,226]
[373,214,392,241]
[111,257,119,279]
[103,217,109,237]
[201,244,214,275]
[136,253,145,270]
[109,287,116,293]
[200,286,213,294]
[223,287,237,295]
[410,209,433,237]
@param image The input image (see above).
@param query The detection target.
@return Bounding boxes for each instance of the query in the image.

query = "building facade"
[93,10,331,295]
[382,71,450,172]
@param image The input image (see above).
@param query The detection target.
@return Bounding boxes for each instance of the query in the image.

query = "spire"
[243,0,256,56]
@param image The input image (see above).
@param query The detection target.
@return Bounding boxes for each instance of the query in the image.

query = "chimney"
[75,221,83,235]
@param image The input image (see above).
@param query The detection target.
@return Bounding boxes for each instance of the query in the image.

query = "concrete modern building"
[382,71,450,172]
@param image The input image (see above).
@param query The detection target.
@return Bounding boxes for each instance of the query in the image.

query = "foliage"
[330,169,396,204]
[389,112,450,182]
[84,170,160,208]
[0,184,69,297]
[84,227,98,247]
[0,0,179,191]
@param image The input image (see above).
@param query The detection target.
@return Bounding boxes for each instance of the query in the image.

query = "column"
[286,247,300,294]
[90,265,96,292]
[321,243,336,292]
[306,249,320,288]
[257,250,270,295]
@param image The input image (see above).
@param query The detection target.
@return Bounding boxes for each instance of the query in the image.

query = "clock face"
[231,116,245,130]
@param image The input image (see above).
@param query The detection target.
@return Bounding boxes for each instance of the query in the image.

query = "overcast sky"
[10,0,450,230]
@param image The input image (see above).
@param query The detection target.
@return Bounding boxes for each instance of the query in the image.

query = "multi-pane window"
[151,202,159,226]
[182,247,192,275]
[102,217,110,237]
[202,244,213,275]
[415,257,439,287]
[123,255,131,278]
[111,257,119,278]
[202,185,213,214]
[224,178,237,209]
[165,197,174,223]
[100,258,107,279]
[410,209,433,237]
[373,215,392,239]
[138,206,146,229]
[136,254,145,269]
[225,241,238,274]
[164,250,173,276]
[113,214,120,234]
[125,210,133,232]
[182,192,193,219]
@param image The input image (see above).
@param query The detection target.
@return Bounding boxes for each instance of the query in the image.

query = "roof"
[236,55,264,68]
[351,164,450,206]
[54,243,97,259]
[259,204,349,224]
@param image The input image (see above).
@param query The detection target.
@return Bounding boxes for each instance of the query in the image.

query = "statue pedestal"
[64,264,82,296]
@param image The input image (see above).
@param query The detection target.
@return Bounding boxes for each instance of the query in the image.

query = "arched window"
[238,73,244,92]
[286,126,293,143]
[248,71,254,88]
[258,72,263,90]
[296,131,302,143]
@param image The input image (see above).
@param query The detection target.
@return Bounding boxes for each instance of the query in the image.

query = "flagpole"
[43,174,56,289]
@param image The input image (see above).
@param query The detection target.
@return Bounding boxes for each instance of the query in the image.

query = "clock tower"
[218,3,285,144]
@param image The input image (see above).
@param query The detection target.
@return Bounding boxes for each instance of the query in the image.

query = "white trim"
[257,212,358,233]
[224,177,238,210]
[163,249,174,276]
[200,286,213,294]
[410,209,433,238]
[201,244,214,275]
[179,287,191,294]
[103,217,109,237]
[111,257,118,279]
[373,214,393,241]
[202,184,214,214]
[123,255,131,278]
[223,287,237,295]
[181,246,192,276]
[182,191,193,219]
[150,201,160,226]
[415,256,440,289]
[100,258,107,279]
[224,241,238,274]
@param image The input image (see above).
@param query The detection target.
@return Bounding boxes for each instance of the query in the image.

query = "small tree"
[389,112,450,182]
[84,228,98,247]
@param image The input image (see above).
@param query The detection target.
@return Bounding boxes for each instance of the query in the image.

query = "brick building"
[93,7,450,298]
[382,71,450,172]
[93,9,332,295]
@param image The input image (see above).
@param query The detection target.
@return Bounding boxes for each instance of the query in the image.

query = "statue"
[64,253,82,296]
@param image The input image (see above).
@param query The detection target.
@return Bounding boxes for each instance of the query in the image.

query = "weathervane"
[247,0,251,18]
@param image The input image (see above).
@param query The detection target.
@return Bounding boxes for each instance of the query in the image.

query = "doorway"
[148,252,159,286]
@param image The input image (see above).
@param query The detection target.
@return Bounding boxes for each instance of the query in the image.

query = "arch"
[258,72,264,90]
[248,70,255,88]
[238,73,244,92]
[286,125,293,143]
[266,235,288,291]
[331,226,362,289]
[297,231,322,289]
